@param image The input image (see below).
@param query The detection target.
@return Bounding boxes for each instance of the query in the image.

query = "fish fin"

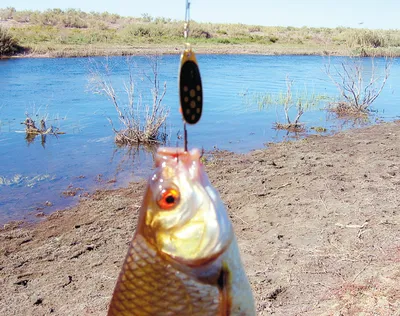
[217,265,232,316]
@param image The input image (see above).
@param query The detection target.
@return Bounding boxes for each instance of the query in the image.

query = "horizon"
[1,0,399,30]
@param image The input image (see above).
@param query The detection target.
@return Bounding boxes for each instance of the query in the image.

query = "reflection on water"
[326,110,375,132]
[110,143,158,182]
[1,55,400,223]
[25,133,51,148]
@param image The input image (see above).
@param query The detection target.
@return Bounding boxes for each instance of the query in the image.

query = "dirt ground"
[1,121,399,316]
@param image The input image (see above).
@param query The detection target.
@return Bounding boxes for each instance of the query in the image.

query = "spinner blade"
[179,48,203,125]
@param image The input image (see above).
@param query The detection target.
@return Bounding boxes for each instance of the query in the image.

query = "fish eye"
[157,187,180,210]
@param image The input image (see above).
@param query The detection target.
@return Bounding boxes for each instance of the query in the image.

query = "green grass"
[1,7,400,57]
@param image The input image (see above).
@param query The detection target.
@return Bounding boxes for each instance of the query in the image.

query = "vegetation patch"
[0,25,23,56]
[22,113,65,146]
[274,122,305,133]
[310,126,327,133]
[252,77,328,132]
[1,8,400,57]
[325,56,392,115]
[327,102,371,118]
[88,56,169,145]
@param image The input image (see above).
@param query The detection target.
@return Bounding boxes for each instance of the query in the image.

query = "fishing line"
[179,0,203,152]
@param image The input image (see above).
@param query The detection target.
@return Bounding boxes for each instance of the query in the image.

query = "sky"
[1,0,399,30]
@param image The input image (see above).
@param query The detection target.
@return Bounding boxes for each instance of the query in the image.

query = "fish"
[108,147,255,315]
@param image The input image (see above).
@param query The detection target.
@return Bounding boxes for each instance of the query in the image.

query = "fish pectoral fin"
[217,265,232,316]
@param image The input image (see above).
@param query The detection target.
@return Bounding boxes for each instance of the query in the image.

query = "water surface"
[1,55,399,223]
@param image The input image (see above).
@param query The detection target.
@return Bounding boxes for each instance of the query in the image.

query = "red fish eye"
[157,188,180,210]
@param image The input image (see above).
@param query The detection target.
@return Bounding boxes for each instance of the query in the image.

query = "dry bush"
[0,7,15,21]
[88,56,169,145]
[328,101,370,118]
[21,110,65,147]
[325,56,392,114]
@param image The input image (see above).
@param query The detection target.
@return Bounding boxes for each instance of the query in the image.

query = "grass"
[1,8,400,57]
[250,77,329,132]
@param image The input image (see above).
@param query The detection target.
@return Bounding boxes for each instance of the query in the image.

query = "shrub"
[325,56,392,113]
[88,56,169,145]
[12,10,32,23]
[0,7,16,20]
[217,38,230,44]
[248,25,262,32]
[0,26,22,55]
[191,29,211,39]
[269,36,279,43]
[347,29,385,48]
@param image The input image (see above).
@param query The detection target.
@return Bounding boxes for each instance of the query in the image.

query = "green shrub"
[61,15,88,28]
[269,35,279,43]
[217,38,230,44]
[216,29,228,35]
[133,26,152,37]
[0,26,22,55]
[347,29,385,48]
[191,28,211,39]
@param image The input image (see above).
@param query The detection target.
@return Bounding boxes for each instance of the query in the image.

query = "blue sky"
[2,0,399,29]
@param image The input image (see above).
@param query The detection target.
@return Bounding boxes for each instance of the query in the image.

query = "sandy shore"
[1,121,399,315]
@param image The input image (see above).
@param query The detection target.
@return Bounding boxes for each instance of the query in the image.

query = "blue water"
[0,55,399,223]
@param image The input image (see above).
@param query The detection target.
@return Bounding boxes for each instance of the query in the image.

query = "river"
[0,55,399,223]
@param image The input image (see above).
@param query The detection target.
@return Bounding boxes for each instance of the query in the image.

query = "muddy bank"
[1,121,399,315]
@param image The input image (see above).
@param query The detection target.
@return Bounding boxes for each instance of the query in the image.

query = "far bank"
[2,8,400,58]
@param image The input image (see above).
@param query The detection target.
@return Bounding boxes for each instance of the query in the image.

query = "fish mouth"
[155,147,206,189]
[155,147,201,170]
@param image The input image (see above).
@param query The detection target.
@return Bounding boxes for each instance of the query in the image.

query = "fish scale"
[109,235,220,315]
